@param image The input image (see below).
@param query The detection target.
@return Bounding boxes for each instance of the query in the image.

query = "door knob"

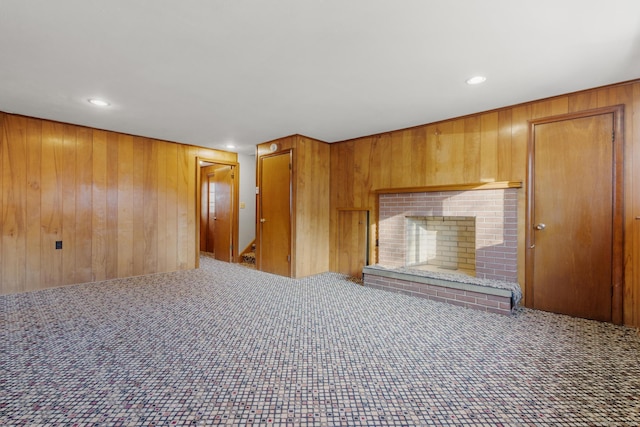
[534,223,546,230]
[260,218,266,223]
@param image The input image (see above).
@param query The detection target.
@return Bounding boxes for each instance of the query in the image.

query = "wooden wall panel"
[1,115,27,293]
[117,134,134,278]
[293,136,330,277]
[26,118,42,288]
[165,142,178,272]
[62,125,77,285]
[105,132,119,279]
[132,137,145,276]
[40,120,64,288]
[91,130,108,281]
[143,138,158,275]
[157,139,168,272]
[480,112,498,182]
[0,112,235,294]
[176,143,190,270]
[75,127,93,284]
[186,146,198,269]
[329,80,640,327]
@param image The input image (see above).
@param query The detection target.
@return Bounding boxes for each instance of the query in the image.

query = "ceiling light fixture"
[225,144,236,149]
[88,98,110,107]
[466,76,487,85]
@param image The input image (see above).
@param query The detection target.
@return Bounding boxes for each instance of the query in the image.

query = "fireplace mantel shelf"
[375,181,522,194]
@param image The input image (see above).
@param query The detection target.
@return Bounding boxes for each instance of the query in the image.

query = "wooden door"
[212,166,234,262]
[259,152,292,276]
[527,108,623,322]
[206,173,216,253]
[337,210,369,279]
[200,164,234,262]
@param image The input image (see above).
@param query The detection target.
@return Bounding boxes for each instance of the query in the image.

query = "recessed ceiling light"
[225,144,236,149]
[88,98,110,107]
[466,76,487,85]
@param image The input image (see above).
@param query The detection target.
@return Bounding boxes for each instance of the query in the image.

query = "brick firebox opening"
[406,215,476,276]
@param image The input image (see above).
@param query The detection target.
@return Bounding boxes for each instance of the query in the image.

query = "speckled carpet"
[2,256,639,426]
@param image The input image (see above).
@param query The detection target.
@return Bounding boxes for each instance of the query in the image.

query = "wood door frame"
[525,105,624,324]
[256,149,293,275]
[196,157,240,266]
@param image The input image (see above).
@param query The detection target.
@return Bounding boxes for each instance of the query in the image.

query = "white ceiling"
[1,1,639,155]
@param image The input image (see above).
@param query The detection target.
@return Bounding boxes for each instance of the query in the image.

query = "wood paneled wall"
[329,80,640,327]
[0,112,236,294]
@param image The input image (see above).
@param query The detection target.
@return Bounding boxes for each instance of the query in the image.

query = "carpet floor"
[2,256,639,426]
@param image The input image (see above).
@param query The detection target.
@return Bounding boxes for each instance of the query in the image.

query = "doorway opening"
[197,158,239,264]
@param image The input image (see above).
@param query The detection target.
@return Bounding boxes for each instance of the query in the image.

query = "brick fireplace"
[378,187,518,282]
[363,184,522,315]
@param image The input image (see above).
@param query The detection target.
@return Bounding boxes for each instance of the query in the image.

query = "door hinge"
[287,255,291,262]
[612,131,615,142]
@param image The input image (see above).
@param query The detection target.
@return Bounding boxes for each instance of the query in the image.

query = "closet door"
[258,151,292,276]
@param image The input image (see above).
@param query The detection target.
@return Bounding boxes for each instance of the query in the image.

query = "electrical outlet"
[55,241,62,250]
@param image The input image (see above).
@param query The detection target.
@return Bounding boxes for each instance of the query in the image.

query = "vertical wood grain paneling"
[410,127,427,186]
[2,115,27,293]
[497,110,512,181]
[186,146,197,269]
[0,113,235,294]
[165,142,178,272]
[62,125,77,285]
[436,120,465,184]
[353,138,373,206]
[92,130,108,281]
[334,141,354,207]
[105,132,119,279]
[157,140,168,272]
[40,120,64,288]
[117,134,134,278]
[75,127,93,283]
[568,91,598,112]
[132,137,145,276]
[25,118,42,288]
[176,143,190,269]
[390,131,412,187]
[143,138,158,274]
[463,116,481,182]
[480,112,498,182]
[293,136,330,277]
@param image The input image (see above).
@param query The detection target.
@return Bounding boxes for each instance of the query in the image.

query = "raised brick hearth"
[363,266,514,315]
